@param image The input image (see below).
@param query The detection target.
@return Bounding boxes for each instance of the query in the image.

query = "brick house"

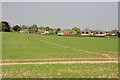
[58,30,76,35]
[81,28,93,35]
[58,31,64,35]
[69,30,77,35]
[94,30,107,36]
[38,29,49,34]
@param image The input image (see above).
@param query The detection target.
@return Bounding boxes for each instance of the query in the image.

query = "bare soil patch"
[1,58,120,62]
[1,61,119,65]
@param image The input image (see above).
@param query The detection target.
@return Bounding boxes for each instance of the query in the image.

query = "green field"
[2,32,119,78]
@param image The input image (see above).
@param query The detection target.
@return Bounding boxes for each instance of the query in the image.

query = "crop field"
[1,32,119,78]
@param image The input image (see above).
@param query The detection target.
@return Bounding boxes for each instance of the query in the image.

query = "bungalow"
[63,31,70,35]
[38,29,49,34]
[44,31,49,34]
[58,30,76,35]
[111,29,118,36]
[48,30,53,33]
[94,30,107,36]
[53,30,56,33]
[69,30,77,35]
[20,29,29,33]
[38,29,45,34]
[64,30,76,35]
[81,28,93,35]
[58,31,64,35]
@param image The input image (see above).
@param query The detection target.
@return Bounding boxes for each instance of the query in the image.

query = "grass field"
[2,32,119,78]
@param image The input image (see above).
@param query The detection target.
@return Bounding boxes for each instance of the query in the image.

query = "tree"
[107,31,112,36]
[55,28,61,34]
[2,21,11,32]
[56,28,61,31]
[55,31,58,34]
[49,28,53,31]
[0,22,2,31]
[13,25,21,32]
[29,24,38,33]
[117,32,120,37]
[63,29,71,31]
[72,27,81,35]
[10,27,14,32]
[44,26,50,31]
[39,26,45,29]
[21,25,27,29]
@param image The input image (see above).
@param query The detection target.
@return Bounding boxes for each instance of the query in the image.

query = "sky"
[118,2,120,32]
[1,0,120,2]
[2,2,118,31]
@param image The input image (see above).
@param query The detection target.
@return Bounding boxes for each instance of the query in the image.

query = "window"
[86,32,88,34]
[100,32,103,34]
[96,32,98,34]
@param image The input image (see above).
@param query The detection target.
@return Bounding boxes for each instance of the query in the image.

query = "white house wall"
[95,34,106,36]
[81,34,90,36]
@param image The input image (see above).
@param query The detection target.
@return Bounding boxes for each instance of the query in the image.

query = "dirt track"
[34,38,117,58]
[1,58,120,61]
[1,61,119,65]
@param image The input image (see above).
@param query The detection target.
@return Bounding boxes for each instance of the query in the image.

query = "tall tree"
[21,25,27,29]
[107,31,112,36]
[49,28,53,31]
[72,27,81,35]
[13,25,21,32]
[29,24,38,33]
[0,22,2,31]
[117,32,120,37]
[63,29,71,31]
[72,27,80,33]
[56,28,61,31]
[39,26,45,29]
[44,26,50,31]
[2,21,11,32]
[55,28,61,34]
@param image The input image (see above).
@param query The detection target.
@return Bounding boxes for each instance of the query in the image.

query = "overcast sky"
[2,2,118,30]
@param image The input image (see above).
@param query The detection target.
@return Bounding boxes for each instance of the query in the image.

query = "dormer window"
[100,32,103,34]
[96,32,98,34]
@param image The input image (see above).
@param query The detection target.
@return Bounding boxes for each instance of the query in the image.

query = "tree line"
[1,21,120,37]
[1,21,81,35]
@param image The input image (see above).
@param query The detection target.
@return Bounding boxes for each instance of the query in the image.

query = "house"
[48,30,53,34]
[58,30,76,35]
[53,30,56,33]
[63,31,70,35]
[20,29,29,33]
[38,29,49,34]
[64,30,76,35]
[38,29,46,34]
[81,28,93,35]
[44,31,49,34]
[58,31,64,35]
[69,30,77,35]
[94,30,107,36]
[111,29,118,36]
